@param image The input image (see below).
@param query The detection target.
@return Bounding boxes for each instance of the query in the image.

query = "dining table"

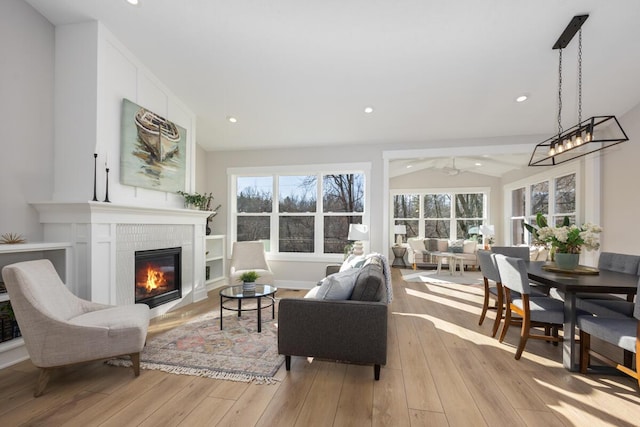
[526,261,638,371]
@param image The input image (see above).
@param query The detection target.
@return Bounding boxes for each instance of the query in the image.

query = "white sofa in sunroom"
[406,237,479,270]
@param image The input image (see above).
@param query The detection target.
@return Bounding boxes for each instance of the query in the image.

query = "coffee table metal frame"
[219,284,277,333]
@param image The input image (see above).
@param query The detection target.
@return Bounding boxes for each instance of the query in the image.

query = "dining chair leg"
[499,303,512,343]
[579,329,590,374]
[515,315,531,360]
[491,285,504,338]
[479,277,490,326]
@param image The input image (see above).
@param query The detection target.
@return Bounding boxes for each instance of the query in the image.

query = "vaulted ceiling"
[25,0,640,157]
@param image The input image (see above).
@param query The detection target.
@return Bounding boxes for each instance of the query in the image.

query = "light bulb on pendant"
[557,143,564,154]
[575,133,583,146]
[548,144,556,156]
[585,131,592,142]
[566,136,574,150]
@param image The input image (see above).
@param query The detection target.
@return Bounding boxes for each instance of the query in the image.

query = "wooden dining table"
[526,261,638,371]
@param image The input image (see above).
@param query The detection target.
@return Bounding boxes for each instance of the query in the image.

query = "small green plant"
[177,191,221,212]
[238,271,260,283]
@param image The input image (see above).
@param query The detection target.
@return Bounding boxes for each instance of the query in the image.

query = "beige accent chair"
[1,259,150,397]
[229,241,274,285]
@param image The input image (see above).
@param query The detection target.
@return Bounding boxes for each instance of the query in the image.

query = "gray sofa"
[277,260,388,380]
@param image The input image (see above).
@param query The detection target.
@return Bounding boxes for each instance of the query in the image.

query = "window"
[232,165,368,257]
[392,190,488,241]
[506,171,578,244]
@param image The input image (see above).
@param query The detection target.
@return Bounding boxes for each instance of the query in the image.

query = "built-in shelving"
[204,235,226,289]
[0,242,72,368]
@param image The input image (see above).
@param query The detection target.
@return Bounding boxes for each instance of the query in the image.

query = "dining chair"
[576,252,639,318]
[491,246,530,260]
[495,254,564,360]
[577,277,639,387]
[477,250,504,337]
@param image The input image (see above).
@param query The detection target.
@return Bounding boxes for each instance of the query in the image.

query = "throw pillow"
[425,238,439,251]
[448,239,464,253]
[316,267,361,300]
[436,239,449,252]
[304,286,322,299]
[463,240,477,254]
[339,254,366,272]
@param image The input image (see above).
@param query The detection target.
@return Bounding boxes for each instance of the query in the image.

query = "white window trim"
[503,162,581,245]
[228,162,371,262]
[391,186,491,240]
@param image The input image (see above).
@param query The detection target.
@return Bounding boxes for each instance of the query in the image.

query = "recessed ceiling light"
[516,95,528,103]
[406,165,413,169]
[227,116,238,123]
[125,0,140,5]
[475,162,482,166]
[364,106,374,114]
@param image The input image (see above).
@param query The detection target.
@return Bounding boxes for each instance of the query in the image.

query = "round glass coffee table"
[219,284,277,332]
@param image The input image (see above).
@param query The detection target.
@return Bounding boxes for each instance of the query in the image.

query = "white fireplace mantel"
[31,201,212,317]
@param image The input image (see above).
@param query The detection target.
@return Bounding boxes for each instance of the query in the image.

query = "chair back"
[229,241,271,272]
[477,250,500,283]
[491,246,530,260]
[494,254,531,295]
[597,252,640,274]
[635,278,640,321]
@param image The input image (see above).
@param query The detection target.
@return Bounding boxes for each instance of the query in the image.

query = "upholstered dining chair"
[477,250,505,337]
[1,259,150,397]
[229,241,274,285]
[577,277,640,387]
[495,254,564,359]
[491,246,531,260]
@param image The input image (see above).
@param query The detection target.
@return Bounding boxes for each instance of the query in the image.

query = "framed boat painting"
[120,98,187,192]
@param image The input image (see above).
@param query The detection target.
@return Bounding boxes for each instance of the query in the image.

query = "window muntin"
[393,191,487,241]
[234,170,366,256]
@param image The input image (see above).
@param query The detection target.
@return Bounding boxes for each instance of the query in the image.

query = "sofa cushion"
[314,267,361,300]
[350,264,385,302]
[436,239,449,252]
[448,239,464,253]
[407,238,426,252]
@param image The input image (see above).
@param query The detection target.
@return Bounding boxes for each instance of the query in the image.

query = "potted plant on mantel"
[177,191,222,235]
[238,271,259,293]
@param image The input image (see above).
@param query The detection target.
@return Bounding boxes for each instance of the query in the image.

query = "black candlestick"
[92,153,98,201]
[104,168,111,203]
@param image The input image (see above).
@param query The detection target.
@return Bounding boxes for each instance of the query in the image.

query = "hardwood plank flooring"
[1,269,638,426]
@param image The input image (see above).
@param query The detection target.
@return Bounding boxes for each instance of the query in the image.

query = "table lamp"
[394,224,407,245]
[348,224,369,256]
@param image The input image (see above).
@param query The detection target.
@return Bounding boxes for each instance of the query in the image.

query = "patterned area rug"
[108,309,283,384]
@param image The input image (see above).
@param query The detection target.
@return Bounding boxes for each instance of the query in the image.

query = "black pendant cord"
[104,168,111,203]
[92,153,98,201]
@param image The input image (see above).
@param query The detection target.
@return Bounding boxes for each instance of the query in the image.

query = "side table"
[391,246,407,268]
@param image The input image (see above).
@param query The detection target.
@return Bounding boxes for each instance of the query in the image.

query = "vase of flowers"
[525,213,601,270]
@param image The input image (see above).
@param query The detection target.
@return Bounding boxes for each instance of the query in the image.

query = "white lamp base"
[352,241,364,256]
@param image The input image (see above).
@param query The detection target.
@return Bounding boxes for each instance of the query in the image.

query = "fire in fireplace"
[134,247,182,308]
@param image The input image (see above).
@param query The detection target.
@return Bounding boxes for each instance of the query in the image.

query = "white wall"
[52,21,197,206]
[601,102,640,254]
[0,0,54,242]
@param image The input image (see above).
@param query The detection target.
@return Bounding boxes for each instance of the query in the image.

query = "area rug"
[107,310,284,384]
[400,268,482,286]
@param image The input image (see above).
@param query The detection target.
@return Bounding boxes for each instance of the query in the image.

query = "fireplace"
[134,247,182,308]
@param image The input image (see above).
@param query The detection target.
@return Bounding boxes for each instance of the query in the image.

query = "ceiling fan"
[441,157,463,176]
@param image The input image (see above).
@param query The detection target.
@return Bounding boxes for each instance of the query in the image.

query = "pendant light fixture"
[529,15,629,167]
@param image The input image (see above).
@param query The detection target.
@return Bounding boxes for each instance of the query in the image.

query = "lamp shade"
[394,224,407,235]
[479,225,495,236]
[348,224,369,241]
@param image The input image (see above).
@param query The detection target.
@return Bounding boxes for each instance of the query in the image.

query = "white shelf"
[0,242,72,368]
[204,235,226,288]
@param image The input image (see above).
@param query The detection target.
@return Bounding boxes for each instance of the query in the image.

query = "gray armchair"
[2,259,150,396]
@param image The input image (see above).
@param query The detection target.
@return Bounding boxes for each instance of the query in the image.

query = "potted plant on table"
[524,212,602,270]
[238,271,260,293]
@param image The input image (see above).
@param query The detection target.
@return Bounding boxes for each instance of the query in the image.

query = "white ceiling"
[25,0,640,155]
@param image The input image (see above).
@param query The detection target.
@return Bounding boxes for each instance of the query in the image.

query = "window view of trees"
[509,172,577,244]
[392,192,486,241]
[235,172,365,254]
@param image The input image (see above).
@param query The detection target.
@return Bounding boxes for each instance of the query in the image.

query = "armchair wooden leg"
[34,368,51,397]
[130,352,141,377]
[374,364,381,380]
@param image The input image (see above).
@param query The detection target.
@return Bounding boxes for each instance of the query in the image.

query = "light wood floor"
[1,268,639,426]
